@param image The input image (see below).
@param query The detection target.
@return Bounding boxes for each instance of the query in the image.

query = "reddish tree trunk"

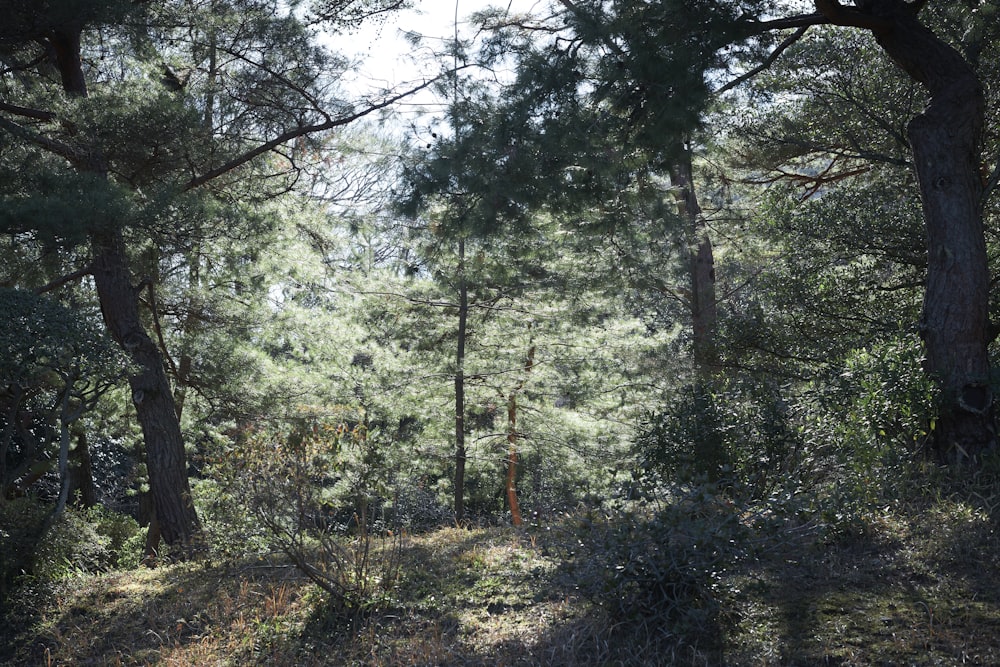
[505,393,523,527]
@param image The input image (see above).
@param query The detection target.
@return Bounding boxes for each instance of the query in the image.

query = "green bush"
[32,505,141,580]
[636,377,801,499]
[801,334,937,509]
[560,486,748,658]
[0,497,49,596]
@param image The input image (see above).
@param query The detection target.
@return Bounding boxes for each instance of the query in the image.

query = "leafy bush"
[32,505,141,580]
[801,334,937,510]
[636,376,802,499]
[0,497,49,597]
[559,486,749,658]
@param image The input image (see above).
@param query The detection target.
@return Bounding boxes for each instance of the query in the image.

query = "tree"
[464,0,998,465]
[0,0,423,548]
[0,289,126,510]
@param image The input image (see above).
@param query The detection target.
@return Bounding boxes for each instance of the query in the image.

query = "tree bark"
[90,229,201,545]
[68,427,97,508]
[669,144,719,376]
[46,26,203,547]
[504,342,535,527]
[863,2,997,463]
[454,239,468,523]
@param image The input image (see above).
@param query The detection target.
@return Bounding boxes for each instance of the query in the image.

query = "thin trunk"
[174,255,199,421]
[68,427,97,508]
[50,27,202,547]
[504,342,535,527]
[505,393,523,526]
[867,3,997,463]
[669,144,719,376]
[454,238,468,523]
[53,385,73,518]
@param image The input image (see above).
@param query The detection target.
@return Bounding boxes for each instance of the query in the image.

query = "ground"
[3,495,1000,666]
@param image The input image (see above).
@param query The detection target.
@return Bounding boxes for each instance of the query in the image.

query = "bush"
[559,486,748,659]
[800,334,937,511]
[0,498,49,597]
[637,376,801,500]
[215,411,403,628]
[32,505,141,580]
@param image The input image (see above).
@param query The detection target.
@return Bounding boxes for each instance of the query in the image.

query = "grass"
[4,493,1000,666]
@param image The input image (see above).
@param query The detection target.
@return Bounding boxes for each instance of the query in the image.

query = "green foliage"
[0,288,125,385]
[32,505,141,581]
[801,334,938,507]
[0,170,137,248]
[0,497,49,596]
[0,499,141,600]
[637,377,801,500]
[561,487,749,658]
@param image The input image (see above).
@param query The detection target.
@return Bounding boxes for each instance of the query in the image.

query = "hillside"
[5,494,1000,666]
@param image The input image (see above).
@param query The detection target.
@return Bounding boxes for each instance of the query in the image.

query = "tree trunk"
[503,340,535,527]
[91,229,202,545]
[49,26,202,547]
[867,3,997,463]
[454,239,468,523]
[68,427,97,508]
[669,144,719,376]
[505,392,523,526]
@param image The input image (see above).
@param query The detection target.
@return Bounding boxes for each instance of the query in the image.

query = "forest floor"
[4,495,1000,666]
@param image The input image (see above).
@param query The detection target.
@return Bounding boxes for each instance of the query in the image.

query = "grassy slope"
[4,500,1000,666]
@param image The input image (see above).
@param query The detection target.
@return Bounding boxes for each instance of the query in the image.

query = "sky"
[342,0,544,103]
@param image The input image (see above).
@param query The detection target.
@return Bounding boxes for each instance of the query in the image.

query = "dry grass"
[5,497,1000,666]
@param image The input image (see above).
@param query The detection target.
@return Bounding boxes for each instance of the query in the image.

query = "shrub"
[636,376,801,500]
[0,497,49,597]
[800,334,937,511]
[560,485,749,659]
[31,505,141,580]
[216,411,403,628]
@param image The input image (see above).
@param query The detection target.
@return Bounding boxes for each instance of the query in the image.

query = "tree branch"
[0,100,56,121]
[33,264,93,295]
[184,77,444,191]
[813,0,892,32]
[0,114,91,166]
[742,13,829,34]
[715,26,810,95]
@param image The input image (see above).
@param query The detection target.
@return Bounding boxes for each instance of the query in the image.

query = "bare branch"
[184,76,444,191]
[0,100,56,121]
[742,13,829,34]
[715,26,810,95]
[33,264,93,295]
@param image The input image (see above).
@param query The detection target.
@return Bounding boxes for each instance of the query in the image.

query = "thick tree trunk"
[91,229,201,545]
[867,3,997,463]
[48,26,202,547]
